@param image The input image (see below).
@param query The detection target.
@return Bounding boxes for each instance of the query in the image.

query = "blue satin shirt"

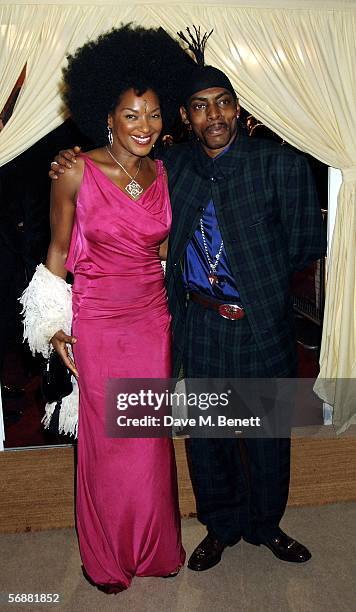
[183,196,240,301]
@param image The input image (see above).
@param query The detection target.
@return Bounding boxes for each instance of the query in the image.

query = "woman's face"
[108,88,162,157]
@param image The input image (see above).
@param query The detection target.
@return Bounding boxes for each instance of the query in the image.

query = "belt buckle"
[218,303,245,320]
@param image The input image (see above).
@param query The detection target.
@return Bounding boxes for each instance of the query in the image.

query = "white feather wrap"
[19,264,79,437]
[20,264,72,358]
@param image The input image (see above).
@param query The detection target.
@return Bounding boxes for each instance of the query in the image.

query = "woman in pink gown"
[68,153,184,590]
[22,26,191,593]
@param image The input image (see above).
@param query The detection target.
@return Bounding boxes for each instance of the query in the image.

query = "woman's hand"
[50,330,79,378]
[49,146,82,179]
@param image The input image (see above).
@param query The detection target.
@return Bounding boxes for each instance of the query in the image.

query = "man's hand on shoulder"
[49,145,81,180]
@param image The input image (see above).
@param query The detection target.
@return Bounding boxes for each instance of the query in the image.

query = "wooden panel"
[289,436,356,506]
[0,447,75,533]
[1,436,356,532]
[174,439,196,517]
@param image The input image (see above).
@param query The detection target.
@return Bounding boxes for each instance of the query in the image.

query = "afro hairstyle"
[62,24,195,146]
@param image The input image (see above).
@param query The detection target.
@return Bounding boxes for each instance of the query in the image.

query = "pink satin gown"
[65,155,185,590]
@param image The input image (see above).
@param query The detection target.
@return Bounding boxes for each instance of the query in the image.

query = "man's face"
[180,87,240,158]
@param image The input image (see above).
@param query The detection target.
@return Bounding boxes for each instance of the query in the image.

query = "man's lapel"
[168,150,211,264]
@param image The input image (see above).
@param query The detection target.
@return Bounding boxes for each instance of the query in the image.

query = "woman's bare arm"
[45,161,83,376]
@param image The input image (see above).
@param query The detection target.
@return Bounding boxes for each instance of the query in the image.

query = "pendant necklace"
[200,218,224,286]
[105,146,143,199]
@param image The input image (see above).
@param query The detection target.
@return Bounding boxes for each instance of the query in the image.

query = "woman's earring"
[107,126,113,147]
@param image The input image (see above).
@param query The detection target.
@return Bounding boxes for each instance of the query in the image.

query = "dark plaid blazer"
[159,127,326,377]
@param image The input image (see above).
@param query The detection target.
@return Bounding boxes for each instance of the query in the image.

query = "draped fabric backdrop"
[1,0,355,431]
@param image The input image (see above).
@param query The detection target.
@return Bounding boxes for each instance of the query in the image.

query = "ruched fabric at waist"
[72,272,169,321]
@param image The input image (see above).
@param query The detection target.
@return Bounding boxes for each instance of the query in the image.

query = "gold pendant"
[125,179,144,199]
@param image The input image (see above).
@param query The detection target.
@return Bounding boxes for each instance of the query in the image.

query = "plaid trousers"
[184,301,293,544]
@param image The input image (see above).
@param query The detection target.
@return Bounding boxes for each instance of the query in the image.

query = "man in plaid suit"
[162,64,326,570]
[49,65,325,571]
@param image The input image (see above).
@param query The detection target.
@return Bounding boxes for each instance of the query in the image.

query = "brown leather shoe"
[188,534,227,571]
[245,530,312,563]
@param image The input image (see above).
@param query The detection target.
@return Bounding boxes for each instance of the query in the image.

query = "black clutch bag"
[42,351,73,434]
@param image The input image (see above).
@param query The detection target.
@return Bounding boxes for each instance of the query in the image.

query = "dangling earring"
[107,126,113,147]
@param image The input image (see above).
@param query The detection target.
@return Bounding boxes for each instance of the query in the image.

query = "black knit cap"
[183,64,237,104]
[176,26,237,104]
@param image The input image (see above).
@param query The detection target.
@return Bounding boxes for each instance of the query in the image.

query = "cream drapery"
[1,0,355,431]
[0,5,38,117]
[0,4,156,165]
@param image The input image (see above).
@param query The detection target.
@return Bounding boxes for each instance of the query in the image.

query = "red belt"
[189,292,246,320]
